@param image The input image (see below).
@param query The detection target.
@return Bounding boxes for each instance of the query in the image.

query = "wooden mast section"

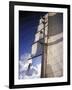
[41,14,48,78]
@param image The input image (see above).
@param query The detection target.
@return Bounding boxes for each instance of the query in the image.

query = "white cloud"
[21,63,41,79]
[19,53,41,79]
[19,53,32,71]
[20,53,31,61]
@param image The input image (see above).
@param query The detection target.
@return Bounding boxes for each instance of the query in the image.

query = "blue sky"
[19,11,47,60]
[19,11,47,79]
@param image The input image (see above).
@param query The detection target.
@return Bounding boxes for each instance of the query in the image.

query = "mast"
[31,13,48,78]
[40,15,48,78]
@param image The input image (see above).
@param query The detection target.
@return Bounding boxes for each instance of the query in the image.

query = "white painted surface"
[14,5,67,85]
